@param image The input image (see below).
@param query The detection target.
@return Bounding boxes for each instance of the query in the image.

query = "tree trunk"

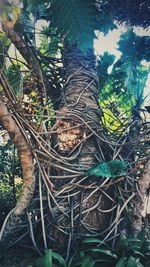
[48,46,112,254]
[131,158,150,235]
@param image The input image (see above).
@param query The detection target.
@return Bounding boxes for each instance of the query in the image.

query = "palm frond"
[49,0,116,50]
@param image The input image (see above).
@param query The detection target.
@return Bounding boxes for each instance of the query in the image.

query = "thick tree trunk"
[0,101,35,246]
[48,46,112,254]
[131,159,150,235]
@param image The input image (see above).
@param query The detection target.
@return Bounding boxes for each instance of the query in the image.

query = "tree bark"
[48,46,112,254]
[0,101,35,245]
[131,159,150,235]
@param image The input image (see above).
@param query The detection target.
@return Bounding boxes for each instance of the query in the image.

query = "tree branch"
[2,24,47,101]
[0,101,35,243]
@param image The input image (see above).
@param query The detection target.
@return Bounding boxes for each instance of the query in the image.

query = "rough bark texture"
[131,159,150,235]
[48,46,112,254]
[0,101,35,244]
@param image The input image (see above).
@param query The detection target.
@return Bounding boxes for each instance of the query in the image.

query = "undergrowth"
[27,231,150,267]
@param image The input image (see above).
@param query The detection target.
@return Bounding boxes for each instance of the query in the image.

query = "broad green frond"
[41,27,61,57]
[97,52,115,90]
[99,31,150,114]
[98,31,150,135]
[97,52,115,72]
[117,31,150,107]
[16,12,34,36]
[118,30,150,63]
[35,0,115,51]
[6,64,22,95]
[86,160,128,178]
[25,1,48,21]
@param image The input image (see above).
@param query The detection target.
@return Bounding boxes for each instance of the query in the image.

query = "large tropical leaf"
[48,0,115,50]
[118,30,150,62]
[97,52,115,90]
[86,160,128,178]
[98,31,150,131]
[27,0,116,51]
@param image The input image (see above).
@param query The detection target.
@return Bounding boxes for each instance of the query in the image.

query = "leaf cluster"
[25,0,116,51]
[97,30,150,134]
[97,0,150,29]
[0,141,22,221]
[5,63,22,95]
[28,231,150,267]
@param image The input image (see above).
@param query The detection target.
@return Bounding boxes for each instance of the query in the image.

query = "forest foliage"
[0,0,150,266]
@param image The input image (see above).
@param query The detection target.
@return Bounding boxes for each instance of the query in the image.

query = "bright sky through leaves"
[94,26,150,105]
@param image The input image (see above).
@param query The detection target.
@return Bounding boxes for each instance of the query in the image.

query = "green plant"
[0,139,22,226]
[86,160,128,178]
[69,233,150,267]
[6,63,22,96]
[68,238,117,267]
[98,31,150,134]
[27,0,116,51]
[28,250,67,267]
[28,231,150,267]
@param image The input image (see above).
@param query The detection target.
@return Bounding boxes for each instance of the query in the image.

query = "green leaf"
[82,238,107,246]
[80,251,86,258]
[35,250,52,267]
[86,160,127,178]
[126,256,141,267]
[40,27,61,57]
[97,52,116,90]
[35,257,45,267]
[89,248,117,258]
[99,31,150,135]
[6,64,22,96]
[81,256,95,267]
[48,0,115,51]
[52,251,67,267]
[116,257,127,267]
[44,250,53,267]
[137,264,144,267]
[118,30,150,63]
[137,230,147,242]
[133,251,144,258]
[34,250,67,267]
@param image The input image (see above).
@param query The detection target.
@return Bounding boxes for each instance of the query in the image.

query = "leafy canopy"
[23,0,116,50]
[97,30,150,133]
